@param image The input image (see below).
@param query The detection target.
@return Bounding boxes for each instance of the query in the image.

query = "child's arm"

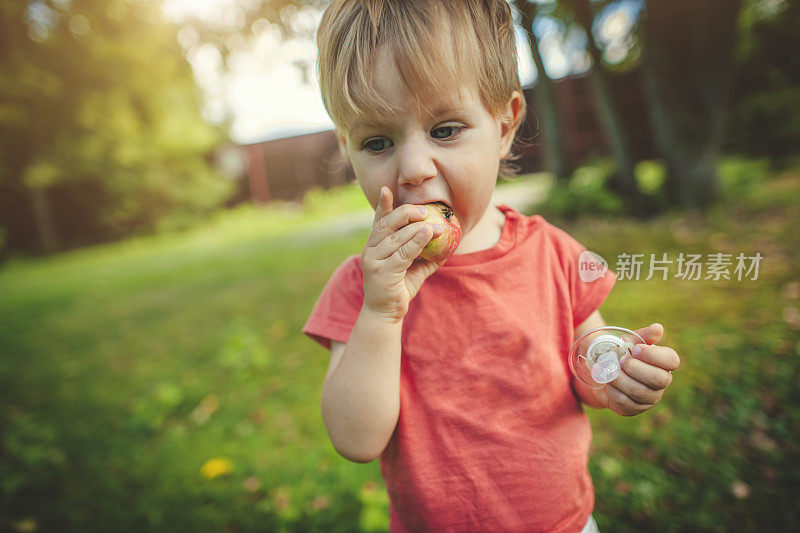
[320,311,404,463]
[320,187,444,463]
[572,310,610,409]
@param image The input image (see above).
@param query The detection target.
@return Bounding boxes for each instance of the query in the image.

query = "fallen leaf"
[782,281,800,299]
[244,476,261,493]
[653,410,673,427]
[731,481,751,500]
[748,429,778,453]
[783,307,800,329]
[615,481,631,495]
[272,489,290,511]
[250,408,266,424]
[191,395,219,424]
[312,495,331,510]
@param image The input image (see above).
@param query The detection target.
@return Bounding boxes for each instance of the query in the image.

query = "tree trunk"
[514,0,573,181]
[640,0,742,208]
[30,186,59,253]
[565,0,639,197]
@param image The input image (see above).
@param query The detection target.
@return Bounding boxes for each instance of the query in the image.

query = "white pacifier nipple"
[568,327,644,389]
[586,335,629,383]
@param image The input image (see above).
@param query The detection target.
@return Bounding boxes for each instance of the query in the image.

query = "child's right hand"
[361,186,445,323]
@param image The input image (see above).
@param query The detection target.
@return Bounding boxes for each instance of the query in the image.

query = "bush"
[718,156,769,198]
[539,158,625,218]
[634,160,666,195]
[540,157,773,220]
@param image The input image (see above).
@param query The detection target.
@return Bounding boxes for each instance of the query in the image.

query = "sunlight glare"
[162,0,241,23]
[602,11,629,40]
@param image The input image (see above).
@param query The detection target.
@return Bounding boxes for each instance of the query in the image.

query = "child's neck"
[454,205,506,255]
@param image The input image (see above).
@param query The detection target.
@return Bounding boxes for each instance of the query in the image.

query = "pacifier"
[568,326,645,389]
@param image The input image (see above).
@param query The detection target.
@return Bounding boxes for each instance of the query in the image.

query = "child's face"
[338,47,520,251]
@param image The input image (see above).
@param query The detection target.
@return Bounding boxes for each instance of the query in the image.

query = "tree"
[175,0,328,65]
[639,0,743,208]
[0,0,233,253]
[514,0,573,180]
[727,0,800,164]
[561,0,640,200]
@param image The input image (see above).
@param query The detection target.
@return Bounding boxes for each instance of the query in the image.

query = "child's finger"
[604,383,651,416]
[632,323,664,345]
[619,356,673,391]
[373,222,443,260]
[372,187,392,220]
[611,368,665,405]
[628,344,680,372]
[365,187,391,249]
[387,223,436,269]
[367,201,428,248]
[369,186,395,231]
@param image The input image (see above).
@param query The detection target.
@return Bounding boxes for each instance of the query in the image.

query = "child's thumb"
[633,322,664,345]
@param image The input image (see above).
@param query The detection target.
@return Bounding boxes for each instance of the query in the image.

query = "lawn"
[1,166,798,532]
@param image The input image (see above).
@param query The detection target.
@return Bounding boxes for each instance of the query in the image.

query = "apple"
[419,202,462,262]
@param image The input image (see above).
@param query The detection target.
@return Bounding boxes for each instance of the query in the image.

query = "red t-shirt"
[303,205,616,532]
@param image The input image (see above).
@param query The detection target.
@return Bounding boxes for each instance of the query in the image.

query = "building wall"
[243,130,354,203]
[515,69,656,174]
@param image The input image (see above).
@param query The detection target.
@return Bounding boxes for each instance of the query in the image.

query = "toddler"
[303,1,681,531]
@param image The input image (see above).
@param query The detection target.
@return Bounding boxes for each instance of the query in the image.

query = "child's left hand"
[600,323,681,416]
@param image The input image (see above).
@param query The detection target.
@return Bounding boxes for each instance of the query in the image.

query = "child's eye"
[362,137,392,152]
[431,124,464,140]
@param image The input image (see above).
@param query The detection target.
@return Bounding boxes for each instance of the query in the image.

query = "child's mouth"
[427,201,455,221]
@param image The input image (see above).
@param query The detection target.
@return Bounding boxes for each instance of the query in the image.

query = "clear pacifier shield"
[568,327,645,389]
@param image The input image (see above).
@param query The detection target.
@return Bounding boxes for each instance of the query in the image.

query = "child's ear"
[336,130,349,159]
[499,91,523,159]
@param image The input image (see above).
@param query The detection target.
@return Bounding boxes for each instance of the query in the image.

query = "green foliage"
[538,156,778,221]
[0,0,234,252]
[634,159,666,195]
[358,482,390,532]
[217,320,272,371]
[539,158,625,218]
[0,170,798,531]
[1,413,66,500]
[633,159,669,212]
[0,185,378,531]
[547,166,800,532]
[718,156,769,196]
[727,0,800,163]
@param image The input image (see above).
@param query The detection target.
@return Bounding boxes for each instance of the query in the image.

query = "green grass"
[541,168,800,532]
[1,170,799,532]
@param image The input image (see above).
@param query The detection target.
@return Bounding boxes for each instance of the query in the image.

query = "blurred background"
[0,0,798,531]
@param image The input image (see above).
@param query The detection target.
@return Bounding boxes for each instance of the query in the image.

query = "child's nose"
[396,136,437,187]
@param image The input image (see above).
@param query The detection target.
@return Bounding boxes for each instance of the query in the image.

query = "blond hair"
[317,0,527,177]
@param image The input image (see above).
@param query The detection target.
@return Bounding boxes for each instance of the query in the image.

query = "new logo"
[578,250,608,282]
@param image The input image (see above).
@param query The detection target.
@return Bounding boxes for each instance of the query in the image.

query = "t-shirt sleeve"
[302,255,365,351]
[547,223,617,329]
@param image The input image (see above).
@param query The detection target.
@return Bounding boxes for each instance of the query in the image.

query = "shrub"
[539,158,625,218]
